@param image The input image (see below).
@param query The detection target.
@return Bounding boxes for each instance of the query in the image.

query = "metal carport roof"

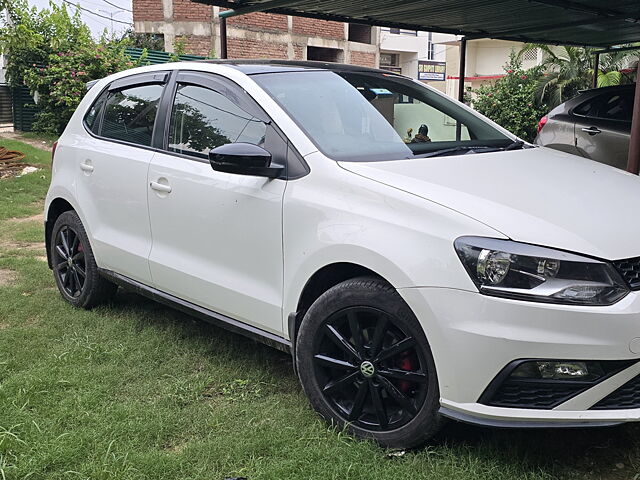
[200,0,640,47]
[193,0,640,173]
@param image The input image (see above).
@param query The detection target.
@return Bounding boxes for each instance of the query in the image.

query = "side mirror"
[208,143,284,178]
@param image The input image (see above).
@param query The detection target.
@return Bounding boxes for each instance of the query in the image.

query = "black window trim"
[82,71,170,153]
[81,68,310,180]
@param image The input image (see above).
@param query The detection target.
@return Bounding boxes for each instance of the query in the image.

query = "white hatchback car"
[45,60,640,448]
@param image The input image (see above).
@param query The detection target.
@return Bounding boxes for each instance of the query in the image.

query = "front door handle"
[581,126,602,135]
[80,161,94,173]
[150,181,172,193]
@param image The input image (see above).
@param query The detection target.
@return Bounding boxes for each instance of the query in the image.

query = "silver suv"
[535,84,635,170]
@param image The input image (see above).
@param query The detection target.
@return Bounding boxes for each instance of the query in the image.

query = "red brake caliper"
[397,352,414,393]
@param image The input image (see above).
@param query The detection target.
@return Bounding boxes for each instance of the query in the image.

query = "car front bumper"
[399,286,640,427]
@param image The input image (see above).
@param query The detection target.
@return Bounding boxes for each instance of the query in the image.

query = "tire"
[50,210,117,309]
[295,276,444,449]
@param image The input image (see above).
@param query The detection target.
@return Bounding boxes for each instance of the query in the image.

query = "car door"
[147,71,288,335]
[574,89,632,170]
[75,72,168,284]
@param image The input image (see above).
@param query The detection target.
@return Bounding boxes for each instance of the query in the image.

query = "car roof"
[195,59,404,76]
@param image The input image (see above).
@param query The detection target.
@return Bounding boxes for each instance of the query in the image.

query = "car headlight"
[454,237,629,306]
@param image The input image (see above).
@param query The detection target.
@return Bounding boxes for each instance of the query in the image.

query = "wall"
[133,0,380,66]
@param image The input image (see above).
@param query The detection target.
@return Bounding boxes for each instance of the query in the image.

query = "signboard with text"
[418,61,446,81]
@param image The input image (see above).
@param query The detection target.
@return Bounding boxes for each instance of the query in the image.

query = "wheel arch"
[288,261,391,354]
[45,197,76,269]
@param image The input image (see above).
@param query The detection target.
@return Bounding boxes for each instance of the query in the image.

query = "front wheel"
[295,277,443,448]
[50,211,117,309]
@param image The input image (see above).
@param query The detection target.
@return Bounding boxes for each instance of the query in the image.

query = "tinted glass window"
[168,83,267,159]
[102,84,164,146]
[254,71,510,162]
[84,91,107,134]
[598,92,633,121]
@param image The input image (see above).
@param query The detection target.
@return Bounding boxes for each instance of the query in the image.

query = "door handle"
[79,162,94,172]
[581,126,601,135]
[150,181,172,193]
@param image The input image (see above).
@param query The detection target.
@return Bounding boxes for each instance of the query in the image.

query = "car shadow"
[106,289,640,477]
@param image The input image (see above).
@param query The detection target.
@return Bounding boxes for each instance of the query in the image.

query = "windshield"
[253,70,513,162]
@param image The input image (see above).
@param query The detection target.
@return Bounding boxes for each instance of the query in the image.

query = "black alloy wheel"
[50,210,117,309]
[53,225,86,298]
[296,277,443,448]
[313,306,429,431]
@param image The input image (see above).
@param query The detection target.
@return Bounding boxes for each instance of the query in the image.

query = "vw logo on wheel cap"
[360,361,375,378]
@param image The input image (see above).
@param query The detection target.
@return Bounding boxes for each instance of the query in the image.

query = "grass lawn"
[1,134,640,479]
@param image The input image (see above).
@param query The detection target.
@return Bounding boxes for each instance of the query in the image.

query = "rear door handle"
[80,161,94,172]
[150,181,172,193]
[581,126,601,135]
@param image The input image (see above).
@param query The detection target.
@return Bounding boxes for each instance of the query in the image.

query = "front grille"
[613,257,640,290]
[591,374,640,410]
[485,381,588,409]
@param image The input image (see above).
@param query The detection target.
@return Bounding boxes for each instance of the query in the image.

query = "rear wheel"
[296,277,443,448]
[51,211,117,309]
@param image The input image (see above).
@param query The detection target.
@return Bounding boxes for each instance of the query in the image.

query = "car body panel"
[536,84,635,170]
[147,150,286,335]
[339,146,640,260]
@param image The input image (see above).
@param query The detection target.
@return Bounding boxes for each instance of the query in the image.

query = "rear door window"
[101,84,164,146]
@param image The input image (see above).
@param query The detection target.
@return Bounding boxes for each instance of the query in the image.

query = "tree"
[472,53,548,142]
[519,44,639,108]
[0,0,137,134]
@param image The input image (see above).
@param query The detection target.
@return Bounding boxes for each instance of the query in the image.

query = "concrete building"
[379,29,452,93]
[132,0,379,68]
[444,38,543,98]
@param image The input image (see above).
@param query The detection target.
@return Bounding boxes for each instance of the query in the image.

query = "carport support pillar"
[457,36,467,103]
[219,15,228,59]
[456,36,467,141]
[627,61,640,175]
[593,53,599,88]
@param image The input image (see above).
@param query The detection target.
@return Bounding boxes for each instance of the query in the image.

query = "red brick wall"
[293,44,305,60]
[172,0,211,21]
[176,35,211,56]
[350,51,377,68]
[133,0,163,21]
[292,17,345,39]
[228,12,287,31]
[228,38,288,59]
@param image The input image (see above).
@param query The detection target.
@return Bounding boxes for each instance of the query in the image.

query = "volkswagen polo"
[45,60,640,448]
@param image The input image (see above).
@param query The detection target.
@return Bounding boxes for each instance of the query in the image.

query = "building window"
[521,48,539,63]
[348,24,372,44]
[384,28,417,36]
[379,53,399,68]
[307,46,343,63]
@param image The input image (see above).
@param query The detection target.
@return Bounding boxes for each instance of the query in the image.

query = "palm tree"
[518,44,639,108]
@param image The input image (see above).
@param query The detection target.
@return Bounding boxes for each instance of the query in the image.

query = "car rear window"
[101,84,164,147]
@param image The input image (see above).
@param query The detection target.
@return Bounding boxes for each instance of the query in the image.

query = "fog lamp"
[511,360,605,381]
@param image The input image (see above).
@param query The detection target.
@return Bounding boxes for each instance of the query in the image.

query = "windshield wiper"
[413,145,499,159]
[503,140,525,151]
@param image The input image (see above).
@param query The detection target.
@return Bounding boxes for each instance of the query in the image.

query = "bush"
[24,44,134,134]
[472,54,548,142]
[0,0,136,134]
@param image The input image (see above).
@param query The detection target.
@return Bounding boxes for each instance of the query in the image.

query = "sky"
[28,0,134,37]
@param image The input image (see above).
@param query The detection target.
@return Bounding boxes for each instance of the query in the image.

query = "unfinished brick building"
[132,0,380,67]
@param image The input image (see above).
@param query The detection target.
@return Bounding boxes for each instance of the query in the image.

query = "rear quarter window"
[101,84,164,147]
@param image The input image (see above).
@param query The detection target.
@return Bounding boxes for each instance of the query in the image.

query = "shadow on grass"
[103,289,640,478]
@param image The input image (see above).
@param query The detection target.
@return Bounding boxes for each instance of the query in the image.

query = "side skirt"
[99,268,292,353]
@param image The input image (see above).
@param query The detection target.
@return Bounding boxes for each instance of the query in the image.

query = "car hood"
[339,147,640,260]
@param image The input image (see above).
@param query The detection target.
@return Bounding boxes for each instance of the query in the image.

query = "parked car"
[45,60,640,449]
[535,83,636,170]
